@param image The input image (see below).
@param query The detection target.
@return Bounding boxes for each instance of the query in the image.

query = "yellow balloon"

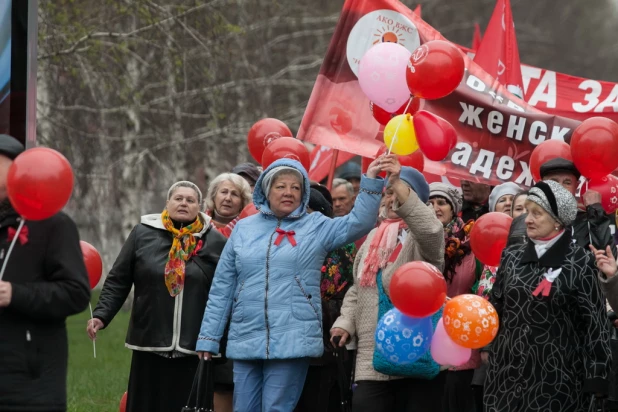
[383,114,419,155]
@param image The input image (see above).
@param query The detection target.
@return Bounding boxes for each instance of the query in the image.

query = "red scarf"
[360,219,407,287]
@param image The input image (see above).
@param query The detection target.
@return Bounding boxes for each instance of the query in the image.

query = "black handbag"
[182,358,215,412]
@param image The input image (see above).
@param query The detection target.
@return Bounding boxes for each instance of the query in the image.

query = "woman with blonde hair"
[205,173,252,238]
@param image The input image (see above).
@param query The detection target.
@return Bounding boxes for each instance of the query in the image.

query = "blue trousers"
[233,358,310,412]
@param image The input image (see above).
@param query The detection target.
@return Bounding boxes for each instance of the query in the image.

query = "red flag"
[308,146,355,182]
[473,0,524,99]
[472,23,482,51]
[414,4,421,17]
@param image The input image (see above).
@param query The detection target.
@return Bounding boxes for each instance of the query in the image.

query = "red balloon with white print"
[580,175,618,214]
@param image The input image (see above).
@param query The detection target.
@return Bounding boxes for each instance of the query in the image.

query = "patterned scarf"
[207,210,240,239]
[360,218,407,287]
[443,217,474,283]
[162,210,204,297]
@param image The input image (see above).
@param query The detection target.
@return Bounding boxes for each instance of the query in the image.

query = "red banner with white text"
[298,0,618,187]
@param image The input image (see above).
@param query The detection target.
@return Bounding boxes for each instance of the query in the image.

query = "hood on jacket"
[253,158,311,219]
[140,211,212,237]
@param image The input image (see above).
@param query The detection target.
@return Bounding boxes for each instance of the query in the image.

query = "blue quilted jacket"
[196,158,383,359]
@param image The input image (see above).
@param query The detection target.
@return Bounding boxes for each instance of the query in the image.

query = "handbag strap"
[195,358,215,411]
[185,357,205,409]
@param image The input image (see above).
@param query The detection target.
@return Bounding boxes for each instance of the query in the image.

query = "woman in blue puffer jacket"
[196,156,385,411]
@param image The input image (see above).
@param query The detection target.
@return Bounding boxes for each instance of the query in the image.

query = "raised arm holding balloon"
[331,158,447,412]
[0,135,91,411]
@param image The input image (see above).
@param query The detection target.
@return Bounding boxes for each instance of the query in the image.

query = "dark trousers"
[296,364,340,412]
[126,351,198,412]
[352,372,446,412]
[442,370,476,412]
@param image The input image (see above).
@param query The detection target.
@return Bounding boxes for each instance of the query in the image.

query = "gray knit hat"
[429,182,463,216]
[489,182,522,212]
[527,180,577,227]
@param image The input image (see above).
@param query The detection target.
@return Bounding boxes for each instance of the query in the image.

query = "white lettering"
[527,71,557,108]
[594,85,618,113]
[550,126,570,142]
[506,115,526,141]
[470,149,495,179]
[521,66,542,94]
[514,161,534,186]
[528,121,547,145]
[507,100,525,113]
[496,156,515,180]
[466,75,485,93]
[487,111,504,134]
[451,142,472,167]
[458,103,484,129]
[488,91,505,104]
[573,80,602,113]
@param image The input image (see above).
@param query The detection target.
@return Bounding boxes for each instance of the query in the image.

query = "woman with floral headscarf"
[87,181,227,412]
[428,182,480,412]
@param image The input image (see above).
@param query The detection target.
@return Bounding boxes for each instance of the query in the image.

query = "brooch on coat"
[8,226,29,245]
[532,268,562,297]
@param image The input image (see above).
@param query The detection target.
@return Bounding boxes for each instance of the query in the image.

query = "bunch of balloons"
[358,40,463,161]
[375,261,499,368]
[246,118,310,171]
[529,116,618,213]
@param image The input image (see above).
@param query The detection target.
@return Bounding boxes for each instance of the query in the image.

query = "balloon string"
[0,219,25,281]
[387,96,414,155]
[89,302,97,359]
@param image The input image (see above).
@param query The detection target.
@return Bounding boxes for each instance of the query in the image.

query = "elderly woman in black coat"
[88,180,227,412]
[0,136,91,412]
[484,180,611,412]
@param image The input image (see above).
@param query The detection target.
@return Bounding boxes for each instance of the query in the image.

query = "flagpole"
[326,149,340,191]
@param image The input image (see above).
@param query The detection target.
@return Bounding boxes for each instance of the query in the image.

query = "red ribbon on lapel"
[8,226,28,246]
[532,278,552,297]
[274,228,297,247]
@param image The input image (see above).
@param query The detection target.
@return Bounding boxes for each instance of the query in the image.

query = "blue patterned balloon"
[375,308,433,365]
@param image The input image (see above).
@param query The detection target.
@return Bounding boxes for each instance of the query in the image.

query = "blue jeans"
[233,358,310,412]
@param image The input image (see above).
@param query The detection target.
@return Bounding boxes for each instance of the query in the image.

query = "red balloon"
[470,212,513,266]
[239,202,259,219]
[7,148,74,221]
[413,111,457,161]
[370,102,392,125]
[119,392,127,412]
[390,261,447,318]
[247,118,293,164]
[394,97,421,116]
[580,175,618,214]
[80,241,103,289]
[261,137,311,171]
[406,40,465,100]
[529,140,572,182]
[571,117,618,180]
[375,145,425,172]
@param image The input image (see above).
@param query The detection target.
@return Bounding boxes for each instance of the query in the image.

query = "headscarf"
[527,180,577,226]
[162,210,204,296]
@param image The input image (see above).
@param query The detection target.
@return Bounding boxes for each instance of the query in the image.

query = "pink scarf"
[360,218,406,287]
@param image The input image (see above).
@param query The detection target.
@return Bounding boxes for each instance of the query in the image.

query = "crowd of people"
[1,127,617,411]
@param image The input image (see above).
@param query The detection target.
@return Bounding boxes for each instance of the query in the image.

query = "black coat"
[0,211,91,411]
[93,214,226,354]
[484,231,611,412]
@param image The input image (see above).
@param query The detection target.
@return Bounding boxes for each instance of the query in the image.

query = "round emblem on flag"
[346,9,420,77]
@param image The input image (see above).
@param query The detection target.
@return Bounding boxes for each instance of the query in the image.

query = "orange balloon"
[443,294,499,349]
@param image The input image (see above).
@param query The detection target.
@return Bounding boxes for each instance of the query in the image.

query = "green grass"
[66,295,131,412]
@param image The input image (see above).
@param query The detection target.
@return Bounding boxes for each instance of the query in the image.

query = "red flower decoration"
[8,226,28,245]
[191,240,204,257]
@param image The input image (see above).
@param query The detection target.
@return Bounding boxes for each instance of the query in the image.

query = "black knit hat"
[0,135,24,160]
[308,188,333,218]
[309,182,333,206]
[539,157,581,180]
